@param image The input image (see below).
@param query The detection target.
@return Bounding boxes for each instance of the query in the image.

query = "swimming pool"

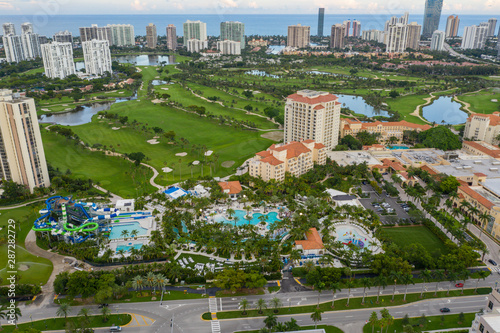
[109,222,148,240]
[336,226,366,249]
[116,242,143,252]
[389,145,409,150]
[214,210,280,227]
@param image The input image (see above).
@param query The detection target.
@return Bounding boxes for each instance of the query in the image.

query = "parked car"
[98,304,109,308]
[455,283,464,288]
[489,259,498,266]
[440,308,450,313]
[109,326,122,332]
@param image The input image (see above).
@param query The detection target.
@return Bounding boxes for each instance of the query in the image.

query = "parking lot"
[359,188,411,225]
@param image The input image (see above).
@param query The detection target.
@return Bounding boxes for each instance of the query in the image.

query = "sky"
[0,0,499,15]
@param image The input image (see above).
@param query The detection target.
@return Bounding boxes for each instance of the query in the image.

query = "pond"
[39,95,137,126]
[335,94,391,118]
[245,70,281,78]
[422,96,468,125]
[74,54,177,70]
[151,80,171,86]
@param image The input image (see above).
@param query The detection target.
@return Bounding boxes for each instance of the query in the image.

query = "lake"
[39,95,137,126]
[335,94,390,118]
[422,96,468,125]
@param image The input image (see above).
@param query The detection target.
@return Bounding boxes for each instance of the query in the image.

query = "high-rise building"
[220,21,245,50]
[217,40,241,55]
[284,90,341,149]
[487,18,498,37]
[41,42,76,79]
[53,30,73,44]
[287,24,310,48]
[462,25,488,50]
[2,35,24,63]
[352,20,361,38]
[445,15,460,38]
[82,39,112,75]
[317,8,325,37]
[362,29,384,43]
[38,36,48,45]
[2,23,15,36]
[406,22,422,50]
[21,22,33,34]
[186,39,208,53]
[330,24,346,49]
[497,37,500,59]
[343,20,351,37]
[0,89,50,192]
[21,32,42,60]
[386,23,408,53]
[107,24,135,46]
[430,30,446,51]
[79,25,113,46]
[145,23,157,48]
[183,20,207,46]
[422,0,443,38]
[166,24,177,50]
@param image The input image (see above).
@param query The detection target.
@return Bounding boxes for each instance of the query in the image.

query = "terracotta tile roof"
[295,228,324,250]
[467,113,500,126]
[474,172,487,177]
[303,139,315,143]
[459,184,493,210]
[314,143,326,149]
[420,165,438,175]
[260,156,284,166]
[287,93,338,104]
[381,158,405,172]
[218,181,242,195]
[343,119,431,131]
[273,141,311,159]
[314,105,325,110]
[256,151,272,158]
[463,141,500,159]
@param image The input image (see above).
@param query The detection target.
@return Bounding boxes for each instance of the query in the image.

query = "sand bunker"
[162,167,173,173]
[18,264,29,271]
[151,99,162,104]
[112,127,120,130]
[161,88,169,90]
[222,161,235,168]
[175,152,187,156]
[147,139,160,144]
[192,160,200,165]
[261,131,283,141]
[204,150,213,156]
[41,108,50,111]
[492,99,498,102]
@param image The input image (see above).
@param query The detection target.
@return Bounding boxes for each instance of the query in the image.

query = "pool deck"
[331,222,383,254]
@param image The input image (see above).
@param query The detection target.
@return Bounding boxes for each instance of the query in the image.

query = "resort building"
[445,15,460,38]
[166,24,177,50]
[217,40,241,55]
[287,24,310,48]
[294,228,325,256]
[79,25,113,45]
[145,23,157,48]
[186,39,208,53]
[249,140,327,182]
[0,90,50,192]
[462,141,500,159]
[41,42,76,79]
[82,39,112,76]
[464,112,500,144]
[340,119,431,144]
[218,181,242,199]
[472,288,500,333]
[220,21,245,50]
[284,90,341,149]
[107,24,135,47]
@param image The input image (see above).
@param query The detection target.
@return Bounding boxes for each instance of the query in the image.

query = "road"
[443,43,489,64]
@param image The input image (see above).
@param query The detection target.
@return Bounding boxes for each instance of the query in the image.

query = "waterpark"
[32,196,156,257]
[333,222,382,254]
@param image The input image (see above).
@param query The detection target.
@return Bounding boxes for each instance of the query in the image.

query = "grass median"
[204,288,491,320]
[237,324,344,333]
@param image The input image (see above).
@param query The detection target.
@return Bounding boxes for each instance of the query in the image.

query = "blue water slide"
[74,203,91,219]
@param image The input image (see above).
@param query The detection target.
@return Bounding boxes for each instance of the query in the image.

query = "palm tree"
[374,275,388,303]
[479,213,492,238]
[156,274,168,292]
[419,269,432,298]
[433,270,446,296]
[311,308,323,329]
[6,305,21,329]
[130,229,139,238]
[447,272,458,295]
[328,282,342,308]
[270,297,282,313]
[146,271,158,294]
[475,270,489,293]
[345,280,355,307]
[100,305,111,322]
[239,298,249,315]
[264,314,277,330]
[381,308,393,333]
[459,269,470,294]
[368,311,379,333]
[285,318,300,331]
[56,302,71,321]
[120,229,129,239]
[226,208,235,220]
[389,271,402,302]
[257,298,267,314]
[401,273,414,301]
[289,249,301,265]
[78,307,90,327]
[314,281,325,308]
[132,275,145,296]
[360,278,372,304]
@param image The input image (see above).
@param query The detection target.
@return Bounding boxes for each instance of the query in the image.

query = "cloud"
[248,1,258,8]
[218,0,238,8]
[0,1,14,9]
[130,0,146,10]
[339,0,360,10]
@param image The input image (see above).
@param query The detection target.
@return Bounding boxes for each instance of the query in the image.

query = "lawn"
[1,314,131,332]
[0,205,53,285]
[384,94,432,125]
[42,129,156,197]
[362,312,475,333]
[458,88,500,114]
[381,226,449,256]
[238,325,344,333]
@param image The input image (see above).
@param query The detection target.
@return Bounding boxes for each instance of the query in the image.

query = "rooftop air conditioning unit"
[490,168,498,171]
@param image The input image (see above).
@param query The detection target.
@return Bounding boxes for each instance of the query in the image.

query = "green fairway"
[459,88,500,114]
[42,129,156,197]
[381,226,449,255]
[384,94,431,125]
[362,312,475,333]
[0,205,53,285]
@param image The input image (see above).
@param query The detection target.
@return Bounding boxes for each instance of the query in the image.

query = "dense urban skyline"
[0,0,499,15]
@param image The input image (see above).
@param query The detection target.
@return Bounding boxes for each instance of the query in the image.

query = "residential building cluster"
[340,119,432,144]
[464,112,500,144]
[2,22,42,63]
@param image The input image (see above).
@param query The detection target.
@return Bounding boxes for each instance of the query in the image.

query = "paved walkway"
[0,196,50,210]
[174,249,257,263]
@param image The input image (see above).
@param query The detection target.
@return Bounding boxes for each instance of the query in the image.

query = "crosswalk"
[209,297,218,312]
[209,297,221,333]
[211,320,221,333]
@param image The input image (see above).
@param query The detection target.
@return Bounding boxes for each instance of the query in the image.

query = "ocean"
[0,14,499,38]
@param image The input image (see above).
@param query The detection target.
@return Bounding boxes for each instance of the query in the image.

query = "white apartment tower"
[284,90,341,149]
[0,90,50,192]
[82,39,112,76]
[462,25,488,49]
[217,40,241,55]
[183,20,207,46]
[487,18,498,37]
[41,42,76,79]
[2,23,16,36]
[386,23,408,53]
[430,31,446,51]
[2,35,24,63]
[107,24,135,46]
[220,21,245,49]
[21,32,41,60]
[53,30,73,44]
